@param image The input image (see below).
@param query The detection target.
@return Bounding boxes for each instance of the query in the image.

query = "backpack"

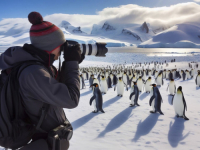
[0,61,50,150]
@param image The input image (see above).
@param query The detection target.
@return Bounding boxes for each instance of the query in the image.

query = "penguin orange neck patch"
[96,85,98,87]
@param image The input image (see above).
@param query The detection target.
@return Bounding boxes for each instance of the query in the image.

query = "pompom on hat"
[28,12,66,52]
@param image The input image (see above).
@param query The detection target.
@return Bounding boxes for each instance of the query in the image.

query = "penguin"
[150,86,155,112]
[195,72,200,87]
[167,79,176,95]
[168,71,173,80]
[112,74,118,86]
[185,70,191,79]
[129,82,140,107]
[171,86,189,120]
[136,76,144,92]
[144,77,152,93]
[100,76,108,94]
[155,72,164,86]
[190,69,195,78]
[90,83,105,113]
[181,70,186,81]
[89,74,94,87]
[107,75,112,88]
[80,74,86,89]
[123,71,128,88]
[115,77,124,97]
[149,84,164,115]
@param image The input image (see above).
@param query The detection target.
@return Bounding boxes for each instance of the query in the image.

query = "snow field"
[65,60,200,150]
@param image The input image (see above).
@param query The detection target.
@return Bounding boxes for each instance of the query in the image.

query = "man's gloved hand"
[63,42,81,62]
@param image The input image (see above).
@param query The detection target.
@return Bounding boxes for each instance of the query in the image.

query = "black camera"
[47,120,73,150]
[63,40,108,57]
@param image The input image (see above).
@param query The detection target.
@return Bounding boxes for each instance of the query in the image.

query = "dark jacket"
[0,44,80,139]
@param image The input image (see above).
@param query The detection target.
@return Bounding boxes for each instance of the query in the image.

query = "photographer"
[0,12,83,150]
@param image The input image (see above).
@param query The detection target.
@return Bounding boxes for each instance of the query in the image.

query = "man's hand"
[63,42,81,62]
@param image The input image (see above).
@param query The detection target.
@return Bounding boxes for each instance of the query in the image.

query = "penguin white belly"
[83,73,86,80]
[131,95,135,105]
[145,81,151,92]
[123,75,128,86]
[156,77,162,86]
[150,89,155,111]
[137,80,143,92]
[169,83,175,95]
[130,87,134,94]
[100,80,108,93]
[166,72,169,79]
[155,72,158,77]
[186,72,191,79]
[117,82,124,95]
[143,73,146,80]
[173,94,184,116]
[93,100,97,111]
[163,72,166,78]
[197,76,200,85]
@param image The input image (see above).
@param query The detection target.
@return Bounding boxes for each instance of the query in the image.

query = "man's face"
[52,47,61,60]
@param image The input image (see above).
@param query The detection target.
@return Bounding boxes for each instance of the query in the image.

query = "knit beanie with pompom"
[28,12,66,52]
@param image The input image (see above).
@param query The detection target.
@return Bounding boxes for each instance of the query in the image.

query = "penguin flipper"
[174,85,176,94]
[171,95,175,105]
[90,96,96,105]
[149,96,155,106]
[182,93,187,111]
[195,76,197,85]
[130,92,135,100]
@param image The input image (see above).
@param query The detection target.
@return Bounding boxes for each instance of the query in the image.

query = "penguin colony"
[79,61,200,120]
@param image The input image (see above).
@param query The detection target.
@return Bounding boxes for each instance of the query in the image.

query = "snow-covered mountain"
[138,22,200,48]
[60,21,86,34]
[0,18,200,48]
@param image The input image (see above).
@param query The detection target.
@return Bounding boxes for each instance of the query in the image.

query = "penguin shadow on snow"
[71,112,100,130]
[132,114,160,142]
[103,96,121,109]
[168,118,190,148]
[139,92,149,101]
[196,86,200,90]
[168,95,173,106]
[97,107,135,138]
[80,90,92,97]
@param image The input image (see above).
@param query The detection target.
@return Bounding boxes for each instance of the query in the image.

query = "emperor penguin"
[89,74,94,87]
[90,83,105,113]
[182,70,186,81]
[168,71,173,80]
[100,76,108,94]
[167,79,176,95]
[149,84,164,115]
[136,76,144,92]
[144,77,152,93]
[123,71,128,87]
[185,70,191,79]
[163,69,166,79]
[190,69,195,78]
[195,72,200,87]
[116,77,124,97]
[107,75,112,88]
[171,86,189,120]
[80,74,86,90]
[129,82,140,107]
[155,72,164,86]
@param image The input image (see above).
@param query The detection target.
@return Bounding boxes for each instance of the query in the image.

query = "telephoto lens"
[66,40,108,57]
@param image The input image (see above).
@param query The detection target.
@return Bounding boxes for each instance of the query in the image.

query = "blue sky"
[0,0,198,20]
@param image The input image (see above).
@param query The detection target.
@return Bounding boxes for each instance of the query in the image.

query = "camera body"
[64,40,108,57]
[47,120,73,150]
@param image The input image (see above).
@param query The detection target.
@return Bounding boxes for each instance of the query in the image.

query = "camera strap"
[36,103,50,133]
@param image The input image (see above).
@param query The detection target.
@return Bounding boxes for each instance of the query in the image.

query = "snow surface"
[59,53,200,150]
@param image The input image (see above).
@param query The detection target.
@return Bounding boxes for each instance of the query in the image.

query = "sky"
[0,0,200,20]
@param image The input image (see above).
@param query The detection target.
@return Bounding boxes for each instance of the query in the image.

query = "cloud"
[0,2,200,34]
[194,0,200,2]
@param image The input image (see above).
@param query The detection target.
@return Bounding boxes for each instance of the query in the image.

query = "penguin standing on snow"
[155,72,164,86]
[171,86,189,120]
[149,84,164,115]
[115,77,124,97]
[129,82,140,107]
[90,83,105,113]
[167,79,176,95]
[107,75,112,88]
[136,76,144,92]
[100,76,108,94]
[89,74,94,87]
[195,72,200,87]
[144,77,152,93]
[80,74,86,89]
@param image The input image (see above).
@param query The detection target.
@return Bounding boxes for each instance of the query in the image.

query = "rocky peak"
[122,29,142,42]
[140,22,149,33]
[102,22,115,31]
